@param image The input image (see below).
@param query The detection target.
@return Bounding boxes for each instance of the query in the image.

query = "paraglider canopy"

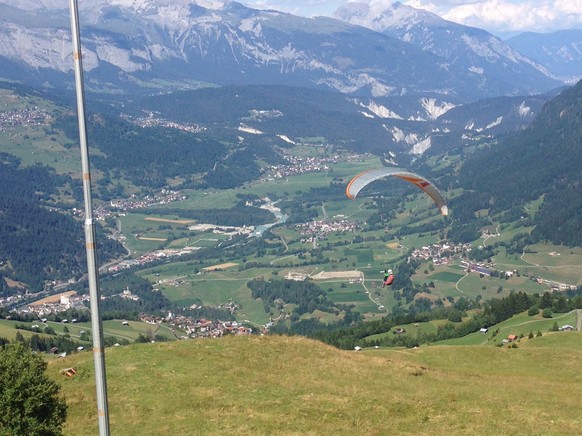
[382,269,395,287]
[346,168,448,216]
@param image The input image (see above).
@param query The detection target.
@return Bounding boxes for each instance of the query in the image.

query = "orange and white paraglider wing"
[345,168,448,216]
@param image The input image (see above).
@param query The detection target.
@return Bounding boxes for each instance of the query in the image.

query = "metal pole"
[69,1,111,434]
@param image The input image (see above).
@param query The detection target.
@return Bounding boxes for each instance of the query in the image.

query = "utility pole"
[69,1,111,434]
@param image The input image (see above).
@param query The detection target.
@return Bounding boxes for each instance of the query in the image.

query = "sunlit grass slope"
[48,334,582,435]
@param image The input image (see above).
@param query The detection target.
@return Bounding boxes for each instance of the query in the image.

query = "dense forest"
[0,155,125,292]
[132,85,413,155]
[450,79,582,245]
[54,111,285,190]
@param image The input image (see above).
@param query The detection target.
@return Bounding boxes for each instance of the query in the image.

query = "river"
[254,201,288,237]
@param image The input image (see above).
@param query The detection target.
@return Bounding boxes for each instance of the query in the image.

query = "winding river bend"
[254,201,288,237]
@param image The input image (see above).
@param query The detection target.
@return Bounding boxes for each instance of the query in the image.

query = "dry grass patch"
[202,262,238,271]
[29,290,76,306]
[144,217,193,224]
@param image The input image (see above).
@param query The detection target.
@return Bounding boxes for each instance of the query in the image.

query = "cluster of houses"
[21,293,89,318]
[264,152,366,180]
[0,107,49,131]
[15,287,142,318]
[106,246,200,273]
[266,155,335,179]
[413,243,578,292]
[72,189,187,221]
[109,189,187,212]
[0,294,24,307]
[122,111,205,133]
[295,219,359,242]
[410,242,473,266]
[140,313,253,339]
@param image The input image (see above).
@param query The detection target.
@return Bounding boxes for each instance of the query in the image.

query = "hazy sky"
[240,0,582,37]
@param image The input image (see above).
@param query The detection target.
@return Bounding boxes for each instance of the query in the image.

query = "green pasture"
[45,319,174,342]
[321,199,374,221]
[453,272,545,299]
[342,247,374,264]
[521,329,582,350]
[490,249,532,268]
[397,232,443,251]
[140,253,397,324]
[477,222,531,246]
[327,282,380,309]
[118,212,230,254]
[366,319,450,343]
[53,335,582,435]
[148,269,270,324]
[430,271,465,283]
[0,318,175,344]
[0,319,56,342]
[415,259,552,301]
[411,263,465,298]
[435,310,578,346]
[0,125,83,174]
[268,254,303,267]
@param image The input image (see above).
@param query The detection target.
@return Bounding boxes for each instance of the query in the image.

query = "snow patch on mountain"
[389,126,421,146]
[317,74,396,97]
[421,97,455,120]
[108,0,225,11]
[356,100,403,119]
[517,101,532,117]
[277,134,295,144]
[333,1,438,34]
[239,18,262,37]
[485,116,503,129]
[238,125,263,134]
[411,137,431,155]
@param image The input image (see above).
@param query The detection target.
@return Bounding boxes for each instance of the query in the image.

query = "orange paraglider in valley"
[345,167,448,216]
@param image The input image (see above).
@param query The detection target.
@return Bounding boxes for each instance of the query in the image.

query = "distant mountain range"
[0,0,570,101]
[506,29,582,83]
[333,1,562,95]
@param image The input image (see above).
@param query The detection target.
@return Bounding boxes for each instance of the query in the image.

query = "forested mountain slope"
[452,79,582,245]
[0,155,124,292]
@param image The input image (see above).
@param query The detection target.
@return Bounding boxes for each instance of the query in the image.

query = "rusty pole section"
[69,1,111,434]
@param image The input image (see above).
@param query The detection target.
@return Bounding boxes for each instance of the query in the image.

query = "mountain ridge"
[0,0,563,100]
[333,1,561,94]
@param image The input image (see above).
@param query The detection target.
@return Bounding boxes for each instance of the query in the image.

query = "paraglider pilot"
[382,269,394,287]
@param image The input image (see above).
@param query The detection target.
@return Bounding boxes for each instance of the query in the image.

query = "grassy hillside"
[48,333,582,435]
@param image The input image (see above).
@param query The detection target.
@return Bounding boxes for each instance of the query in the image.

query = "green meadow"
[436,310,579,346]
[0,318,177,344]
[49,332,582,435]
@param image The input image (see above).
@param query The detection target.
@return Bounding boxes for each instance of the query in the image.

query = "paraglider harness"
[381,269,394,287]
